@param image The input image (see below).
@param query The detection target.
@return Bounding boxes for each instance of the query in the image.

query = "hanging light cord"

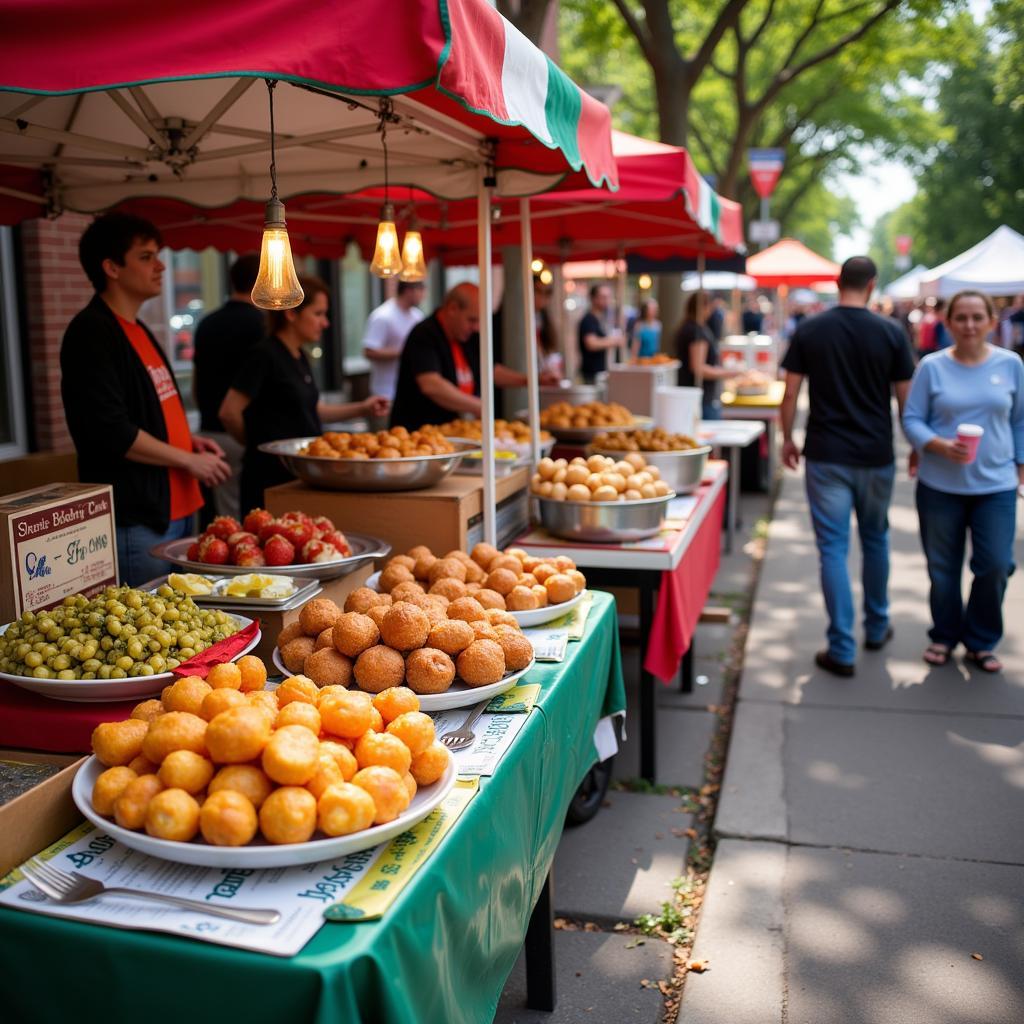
[266,78,279,200]
[378,98,394,203]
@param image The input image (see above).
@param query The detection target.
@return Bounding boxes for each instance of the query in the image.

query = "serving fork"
[19,857,280,925]
[439,698,491,750]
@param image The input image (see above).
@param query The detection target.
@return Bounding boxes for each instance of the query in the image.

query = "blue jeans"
[805,461,896,664]
[916,482,1017,652]
[116,516,193,588]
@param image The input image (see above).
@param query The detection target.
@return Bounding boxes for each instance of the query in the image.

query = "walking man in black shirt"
[780,256,916,677]
[577,283,624,384]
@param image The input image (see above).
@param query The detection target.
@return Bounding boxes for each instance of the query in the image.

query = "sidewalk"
[679,456,1024,1024]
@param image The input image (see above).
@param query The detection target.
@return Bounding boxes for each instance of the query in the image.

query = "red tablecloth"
[0,684,137,753]
[643,484,725,683]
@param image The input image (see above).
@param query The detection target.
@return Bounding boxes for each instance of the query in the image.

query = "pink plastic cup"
[956,423,984,463]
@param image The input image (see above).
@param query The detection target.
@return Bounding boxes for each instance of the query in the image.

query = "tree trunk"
[653,64,691,147]
[718,105,758,199]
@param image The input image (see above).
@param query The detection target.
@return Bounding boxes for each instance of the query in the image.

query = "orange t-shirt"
[117,314,203,521]
[448,337,476,395]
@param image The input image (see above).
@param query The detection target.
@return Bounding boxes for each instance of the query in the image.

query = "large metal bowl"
[588,444,711,494]
[258,437,481,492]
[539,382,605,409]
[541,416,654,444]
[534,493,674,543]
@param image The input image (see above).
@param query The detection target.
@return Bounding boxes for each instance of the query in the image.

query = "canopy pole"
[614,243,626,365]
[519,198,541,469]
[697,251,706,324]
[478,171,497,546]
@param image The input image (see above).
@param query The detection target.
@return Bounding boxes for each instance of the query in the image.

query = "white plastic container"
[606,362,680,417]
[653,386,703,438]
[719,335,750,372]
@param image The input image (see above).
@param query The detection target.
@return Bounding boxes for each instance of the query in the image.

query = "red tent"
[746,238,839,287]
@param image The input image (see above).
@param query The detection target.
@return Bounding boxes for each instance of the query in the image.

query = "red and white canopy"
[746,238,839,288]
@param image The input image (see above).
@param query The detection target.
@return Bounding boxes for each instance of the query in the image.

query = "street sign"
[894,254,911,270]
[895,234,913,256]
[749,219,780,244]
[748,148,785,199]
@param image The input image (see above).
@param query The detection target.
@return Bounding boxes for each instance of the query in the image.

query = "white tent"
[919,226,1024,298]
[681,271,756,291]
[884,264,928,300]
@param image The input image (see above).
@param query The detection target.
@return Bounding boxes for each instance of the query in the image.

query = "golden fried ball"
[317,782,376,836]
[380,603,430,651]
[355,731,412,775]
[344,587,386,614]
[426,618,474,656]
[379,563,415,594]
[405,648,456,694]
[203,706,271,764]
[470,620,499,642]
[353,645,407,693]
[475,588,506,611]
[304,648,355,689]
[207,662,242,691]
[141,712,207,764]
[390,581,427,604]
[531,562,558,583]
[488,554,522,575]
[262,724,321,786]
[530,584,549,608]
[456,639,506,686]
[388,554,417,573]
[413,553,438,581]
[114,774,164,830]
[245,689,280,724]
[363,603,389,630]
[506,585,539,611]
[385,711,435,757]
[276,700,322,733]
[259,787,317,844]
[446,596,487,623]
[145,788,200,842]
[332,612,380,658]
[299,597,342,636]
[410,742,451,786]
[567,569,587,594]
[496,631,534,672]
[428,557,467,586]
[277,621,305,647]
[545,573,576,604]
[428,577,467,601]
[92,766,137,817]
[319,689,375,738]
[314,627,335,652]
[236,654,268,693]
[281,636,315,674]
[403,773,418,801]
[127,754,158,776]
[553,555,576,572]
[200,790,259,846]
[485,568,518,596]
[471,542,500,568]
[163,676,212,716]
[462,559,487,585]
[276,674,320,707]
[208,764,274,809]
[158,750,214,794]
[319,739,358,781]
[373,686,421,723]
[130,699,165,724]
[304,752,344,800]
[201,687,247,722]
[351,765,411,825]
[407,544,434,563]
[92,719,149,767]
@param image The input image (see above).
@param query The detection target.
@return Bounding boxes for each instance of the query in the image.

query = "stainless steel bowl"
[539,382,605,409]
[258,437,480,492]
[534,493,674,543]
[588,444,711,494]
[542,416,654,444]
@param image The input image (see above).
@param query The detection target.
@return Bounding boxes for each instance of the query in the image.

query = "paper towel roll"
[654,387,703,437]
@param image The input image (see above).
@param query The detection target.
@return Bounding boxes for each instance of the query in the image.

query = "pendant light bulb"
[371,202,404,278]
[399,229,427,282]
[530,258,545,274]
[251,198,304,309]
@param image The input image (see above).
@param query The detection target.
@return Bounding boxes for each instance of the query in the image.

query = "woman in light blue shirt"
[903,290,1024,672]
[630,299,662,359]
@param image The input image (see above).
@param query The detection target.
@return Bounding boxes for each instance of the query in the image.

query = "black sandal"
[964,651,1002,673]
[923,643,950,666]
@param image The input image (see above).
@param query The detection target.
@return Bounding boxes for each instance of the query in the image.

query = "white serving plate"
[0,616,259,703]
[72,756,456,869]
[272,647,535,712]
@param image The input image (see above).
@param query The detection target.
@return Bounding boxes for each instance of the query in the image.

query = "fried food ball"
[351,766,411,825]
[200,687,247,721]
[385,711,435,757]
[388,554,417,572]
[262,724,321,785]
[158,750,215,794]
[373,686,421,723]
[428,577,467,601]
[405,648,456,694]
[475,588,506,611]
[462,559,486,585]
[245,689,280,725]
[236,654,268,693]
[530,584,549,608]
[344,587,386,614]
[208,764,274,809]
[403,773,418,801]
[142,712,208,764]
[407,544,434,563]
[471,542,500,568]
[281,636,316,674]
[412,553,437,581]
[92,719,149,767]
[145,788,200,842]
[203,706,270,764]
[426,618,474,656]
[446,596,487,623]
[200,789,259,847]
[355,731,412,775]
[332,612,380,658]
[114,774,164,830]
[456,639,506,686]
[428,557,467,586]
[496,631,534,672]
[314,627,335,652]
[299,597,342,636]
[567,569,587,594]
[207,662,242,691]
[354,645,407,693]
[506,585,539,611]
[530,562,557,583]
[485,568,518,596]
[361,603,387,631]
[304,648,354,689]
[390,581,426,604]
[163,676,213,716]
[380,603,430,651]
[92,766,137,817]
[379,563,415,594]
[259,786,317,844]
[131,699,165,724]
[277,621,305,647]
[515,572,537,589]
[545,573,576,604]
[319,689,375,738]
[304,752,344,800]
[127,754,158,776]
[469,621,497,642]
[553,555,576,572]
[276,673,320,707]
[276,700,322,733]
[317,782,376,836]
[488,554,522,575]
[410,742,451,786]
[319,740,358,781]
[368,705,385,731]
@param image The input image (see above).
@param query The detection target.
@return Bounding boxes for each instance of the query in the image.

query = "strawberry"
[300,539,328,563]
[258,519,289,543]
[235,546,267,568]
[320,530,350,557]
[263,534,296,567]
[281,510,314,528]
[186,542,201,562]
[206,515,241,541]
[227,530,258,551]
[197,534,229,565]
[243,508,275,536]
[310,543,342,563]
[312,515,335,536]
[281,519,313,550]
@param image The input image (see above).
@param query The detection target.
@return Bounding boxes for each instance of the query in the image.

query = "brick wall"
[20,213,93,453]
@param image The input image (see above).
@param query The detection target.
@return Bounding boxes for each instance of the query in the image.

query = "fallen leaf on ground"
[658,981,672,995]
[970,952,984,961]
[640,979,652,988]
[685,828,699,840]
[583,922,601,932]
[687,959,710,972]
[613,922,629,931]
[554,918,569,930]
[625,939,646,949]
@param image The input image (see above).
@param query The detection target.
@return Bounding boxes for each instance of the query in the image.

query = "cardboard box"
[0,750,86,877]
[266,469,530,559]
[0,483,118,624]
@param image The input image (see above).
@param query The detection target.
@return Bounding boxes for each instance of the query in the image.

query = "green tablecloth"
[1,591,624,1024]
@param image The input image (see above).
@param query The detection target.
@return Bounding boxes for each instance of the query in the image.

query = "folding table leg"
[525,869,556,1011]
[639,584,656,783]
[679,637,694,693]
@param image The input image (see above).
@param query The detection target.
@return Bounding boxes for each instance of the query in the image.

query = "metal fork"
[439,698,491,750]
[20,857,280,925]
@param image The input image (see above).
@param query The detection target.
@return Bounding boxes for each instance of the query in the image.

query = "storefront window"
[0,227,28,457]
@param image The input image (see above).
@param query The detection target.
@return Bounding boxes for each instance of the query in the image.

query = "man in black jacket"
[61,213,229,585]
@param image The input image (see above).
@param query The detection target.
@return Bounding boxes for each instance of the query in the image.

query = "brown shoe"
[815,650,855,677]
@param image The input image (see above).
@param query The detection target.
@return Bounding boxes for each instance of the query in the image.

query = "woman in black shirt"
[219,276,388,511]
[676,291,736,419]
